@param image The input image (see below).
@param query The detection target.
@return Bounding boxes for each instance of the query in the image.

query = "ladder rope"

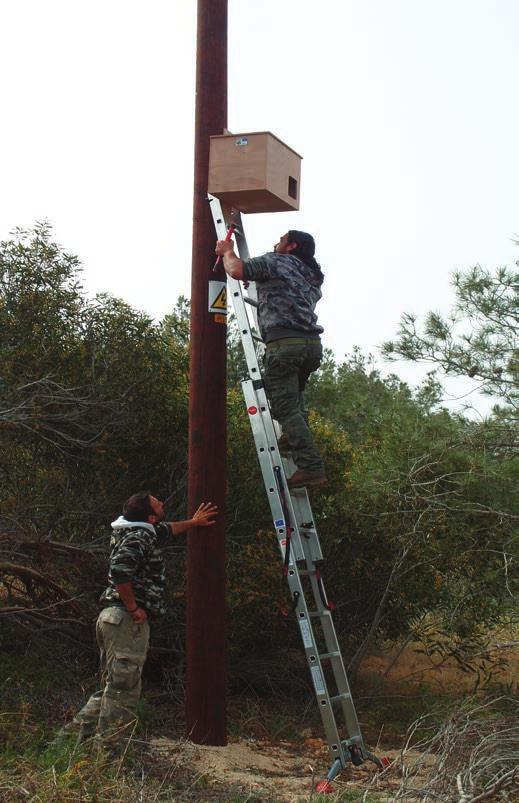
[316,568,335,611]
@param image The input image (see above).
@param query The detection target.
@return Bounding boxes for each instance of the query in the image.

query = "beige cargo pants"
[73,606,150,743]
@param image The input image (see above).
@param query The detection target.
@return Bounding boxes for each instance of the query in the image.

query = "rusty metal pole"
[186,0,228,745]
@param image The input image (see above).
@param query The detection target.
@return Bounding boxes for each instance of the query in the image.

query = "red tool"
[213,223,236,271]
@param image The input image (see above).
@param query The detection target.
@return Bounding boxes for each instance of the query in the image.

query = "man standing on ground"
[66,492,217,747]
[215,230,326,489]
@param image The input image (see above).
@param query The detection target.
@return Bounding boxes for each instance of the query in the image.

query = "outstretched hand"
[191,502,218,527]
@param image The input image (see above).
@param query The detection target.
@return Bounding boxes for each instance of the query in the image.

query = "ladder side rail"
[286,486,324,564]
[242,380,323,568]
[303,571,363,747]
[209,194,374,773]
[208,196,260,362]
[227,280,264,379]
[279,465,363,746]
[286,481,364,748]
[283,481,363,746]
[242,380,306,562]
[240,362,363,760]
[242,390,353,765]
[208,195,261,341]
[307,574,364,747]
[209,195,234,243]
[295,606,349,767]
[210,197,307,566]
[306,612,364,767]
[278,449,323,563]
[238,317,364,765]
[226,205,261,334]
[208,199,304,565]
[241,427,323,570]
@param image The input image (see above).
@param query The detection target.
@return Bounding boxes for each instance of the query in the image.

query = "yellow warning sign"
[212,287,227,309]
[208,280,228,314]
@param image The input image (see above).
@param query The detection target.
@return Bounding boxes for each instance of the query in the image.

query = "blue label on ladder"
[274,519,285,527]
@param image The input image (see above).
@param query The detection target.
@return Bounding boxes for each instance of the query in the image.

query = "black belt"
[267,336,321,347]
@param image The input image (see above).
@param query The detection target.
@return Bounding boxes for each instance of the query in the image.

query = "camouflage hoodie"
[243,252,324,343]
[99,517,170,617]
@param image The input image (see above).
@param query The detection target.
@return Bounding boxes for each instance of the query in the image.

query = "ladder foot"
[315,779,334,793]
[363,749,391,770]
[315,756,342,793]
[323,757,342,784]
[349,744,363,766]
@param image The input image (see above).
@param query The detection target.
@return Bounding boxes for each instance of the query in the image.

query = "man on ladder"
[212,205,388,790]
[215,230,327,489]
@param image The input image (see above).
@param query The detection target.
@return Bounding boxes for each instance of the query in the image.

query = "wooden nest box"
[208,131,301,213]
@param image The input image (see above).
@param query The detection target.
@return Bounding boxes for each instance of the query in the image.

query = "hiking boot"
[287,469,327,489]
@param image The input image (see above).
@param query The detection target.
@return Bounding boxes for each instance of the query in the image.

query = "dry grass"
[0,736,218,802]
[361,696,519,802]
[1,703,517,802]
[1,628,517,802]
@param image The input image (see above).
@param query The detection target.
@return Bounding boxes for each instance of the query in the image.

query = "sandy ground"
[147,638,517,800]
[151,736,427,802]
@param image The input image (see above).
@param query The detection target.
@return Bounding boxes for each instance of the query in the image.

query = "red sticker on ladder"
[280,539,287,546]
[247,406,258,415]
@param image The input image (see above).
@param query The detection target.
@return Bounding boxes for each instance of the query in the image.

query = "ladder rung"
[289,487,307,497]
[244,296,259,308]
[309,610,330,618]
[330,693,352,704]
[296,568,317,577]
[319,651,341,660]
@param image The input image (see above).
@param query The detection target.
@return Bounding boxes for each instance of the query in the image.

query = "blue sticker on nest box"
[274,519,284,527]
[235,136,248,146]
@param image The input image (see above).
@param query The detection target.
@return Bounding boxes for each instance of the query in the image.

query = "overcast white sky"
[1,0,517,414]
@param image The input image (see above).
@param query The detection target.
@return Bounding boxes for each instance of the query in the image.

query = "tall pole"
[186,0,228,745]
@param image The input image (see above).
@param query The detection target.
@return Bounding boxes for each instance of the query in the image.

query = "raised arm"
[168,502,218,535]
[215,240,244,280]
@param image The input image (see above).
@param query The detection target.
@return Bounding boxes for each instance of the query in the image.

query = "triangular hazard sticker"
[212,287,227,310]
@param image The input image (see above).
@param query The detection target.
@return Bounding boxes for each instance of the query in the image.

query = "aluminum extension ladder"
[209,196,385,789]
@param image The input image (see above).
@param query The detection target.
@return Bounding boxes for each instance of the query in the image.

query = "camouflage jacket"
[99,517,170,617]
[243,253,324,343]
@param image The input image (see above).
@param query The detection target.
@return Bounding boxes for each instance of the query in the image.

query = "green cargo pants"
[263,337,324,472]
[72,606,149,743]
